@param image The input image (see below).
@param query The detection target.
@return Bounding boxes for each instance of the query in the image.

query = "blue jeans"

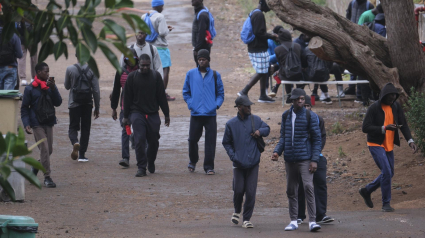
[366,146,394,205]
[0,66,17,90]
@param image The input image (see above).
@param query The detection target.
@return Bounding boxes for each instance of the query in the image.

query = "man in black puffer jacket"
[360,83,417,212]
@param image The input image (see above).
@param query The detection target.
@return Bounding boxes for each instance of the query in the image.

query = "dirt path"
[1,0,425,237]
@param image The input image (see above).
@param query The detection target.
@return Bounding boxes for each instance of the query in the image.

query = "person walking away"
[267,25,283,98]
[17,19,37,86]
[238,0,277,103]
[21,62,62,188]
[297,95,334,224]
[271,88,322,232]
[120,30,163,79]
[222,95,270,228]
[360,83,417,212]
[191,0,216,66]
[183,49,224,175]
[64,56,100,162]
[301,46,332,105]
[344,0,374,97]
[142,0,176,101]
[111,50,139,168]
[0,19,23,90]
[274,29,304,104]
[122,54,170,177]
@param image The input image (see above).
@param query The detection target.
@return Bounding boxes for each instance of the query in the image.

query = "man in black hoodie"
[360,83,417,212]
[238,0,277,103]
[192,0,211,66]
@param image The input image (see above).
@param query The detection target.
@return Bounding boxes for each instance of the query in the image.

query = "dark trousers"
[188,115,217,172]
[194,46,211,67]
[298,156,328,221]
[330,63,343,81]
[366,147,394,205]
[119,110,130,160]
[130,112,161,170]
[233,164,259,222]
[313,84,329,94]
[68,104,93,157]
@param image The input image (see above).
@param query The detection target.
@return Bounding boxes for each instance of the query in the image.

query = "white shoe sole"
[268,92,276,98]
[78,159,89,162]
[258,100,275,103]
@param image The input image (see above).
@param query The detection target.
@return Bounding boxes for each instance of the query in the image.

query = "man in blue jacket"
[222,95,270,229]
[183,49,224,175]
[21,62,62,188]
[271,88,322,232]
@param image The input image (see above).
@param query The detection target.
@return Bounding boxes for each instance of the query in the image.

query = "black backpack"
[0,38,15,66]
[280,42,303,80]
[72,64,93,104]
[36,89,55,124]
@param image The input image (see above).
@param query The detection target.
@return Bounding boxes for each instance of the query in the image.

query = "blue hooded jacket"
[182,67,224,116]
[267,39,279,65]
[273,106,321,162]
[222,114,270,169]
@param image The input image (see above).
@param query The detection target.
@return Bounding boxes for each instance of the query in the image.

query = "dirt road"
[1,0,425,237]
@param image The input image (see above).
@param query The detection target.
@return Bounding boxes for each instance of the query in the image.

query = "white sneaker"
[78,158,89,162]
[21,80,28,86]
[285,223,298,231]
[319,92,326,101]
[242,221,254,228]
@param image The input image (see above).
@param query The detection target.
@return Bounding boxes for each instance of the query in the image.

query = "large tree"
[266,0,425,104]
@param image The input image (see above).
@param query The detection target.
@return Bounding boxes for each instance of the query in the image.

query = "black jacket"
[318,115,326,151]
[274,41,302,80]
[362,83,412,147]
[192,6,210,51]
[248,10,275,53]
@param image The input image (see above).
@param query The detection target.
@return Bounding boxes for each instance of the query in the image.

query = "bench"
[279,80,370,107]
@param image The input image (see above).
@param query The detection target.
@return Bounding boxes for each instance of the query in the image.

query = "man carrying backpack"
[271,88,322,232]
[192,0,216,66]
[274,28,304,104]
[111,50,139,168]
[222,95,270,229]
[21,62,62,188]
[142,0,176,101]
[238,0,277,103]
[64,56,100,162]
[183,49,224,175]
[0,19,23,90]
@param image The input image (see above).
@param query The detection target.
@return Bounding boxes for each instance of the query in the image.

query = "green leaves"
[57,14,71,32]
[38,39,54,63]
[103,19,127,44]
[129,14,151,34]
[10,128,30,157]
[115,0,133,8]
[53,41,67,60]
[21,157,46,172]
[81,26,97,52]
[87,57,100,79]
[40,16,54,43]
[76,43,91,65]
[14,167,42,189]
[0,177,15,201]
[105,0,116,8]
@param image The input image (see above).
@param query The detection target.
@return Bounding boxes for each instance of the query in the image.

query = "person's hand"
[25,126,33,134]
[112,109,117,121]
[46,78,55,87]
[251,130,261,138]
[165,117,170,127]
[309,161,318,173]
[385,124,398,131]
[93,110,99,119]
[168,25,174,31]
[409,142,418,154]
[122,118,130,126]
[272,152,279,161]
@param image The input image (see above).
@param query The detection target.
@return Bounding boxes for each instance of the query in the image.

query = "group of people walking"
[10,0,418,233]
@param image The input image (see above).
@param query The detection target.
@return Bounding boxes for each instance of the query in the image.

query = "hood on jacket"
[278,29,292,43]
[379,83,399,103]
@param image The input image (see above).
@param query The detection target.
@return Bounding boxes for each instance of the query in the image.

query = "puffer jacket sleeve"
[273,112,287,156]
[309,112,322,162]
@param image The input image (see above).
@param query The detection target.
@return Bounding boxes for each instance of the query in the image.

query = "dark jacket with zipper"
[192,6,210,52]
[248,10,275,53]
[362,83,413,147]
[222,114,270,169]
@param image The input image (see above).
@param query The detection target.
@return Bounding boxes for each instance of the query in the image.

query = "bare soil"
[1,0,425,237]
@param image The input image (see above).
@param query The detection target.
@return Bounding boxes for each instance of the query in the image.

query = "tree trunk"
[266,0,425,104]
[382,0,425,94]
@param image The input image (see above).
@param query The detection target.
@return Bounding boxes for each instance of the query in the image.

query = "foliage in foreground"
[405,87,425,156]
[0,127,45,201]
[0,0,151,78]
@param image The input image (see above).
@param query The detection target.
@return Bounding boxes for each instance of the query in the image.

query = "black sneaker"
[31,167,39,176]
[44,177,56,188]
[119,158,129,168]
[322,98,332,105]
[343,87,356,95]
[135,169,147,177]
[382,204,395,212]
[359,188,373,208]
[317,216,335,224]
[258,95,275,103]
[147,161,155,174]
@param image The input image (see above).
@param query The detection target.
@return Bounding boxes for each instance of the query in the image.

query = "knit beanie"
[197,49,210,61]
[152,0,164,7]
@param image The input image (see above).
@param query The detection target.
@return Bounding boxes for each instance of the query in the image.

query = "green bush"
[405,87,425,156]
[331,121,344,134]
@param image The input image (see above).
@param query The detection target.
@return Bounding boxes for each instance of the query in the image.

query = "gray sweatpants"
[285,160,316,222]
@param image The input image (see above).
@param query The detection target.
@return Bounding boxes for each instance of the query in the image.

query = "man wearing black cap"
[222,95,270,229]
[297,95,334,224]
[272,88,322,232]
[183,49,225,175]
